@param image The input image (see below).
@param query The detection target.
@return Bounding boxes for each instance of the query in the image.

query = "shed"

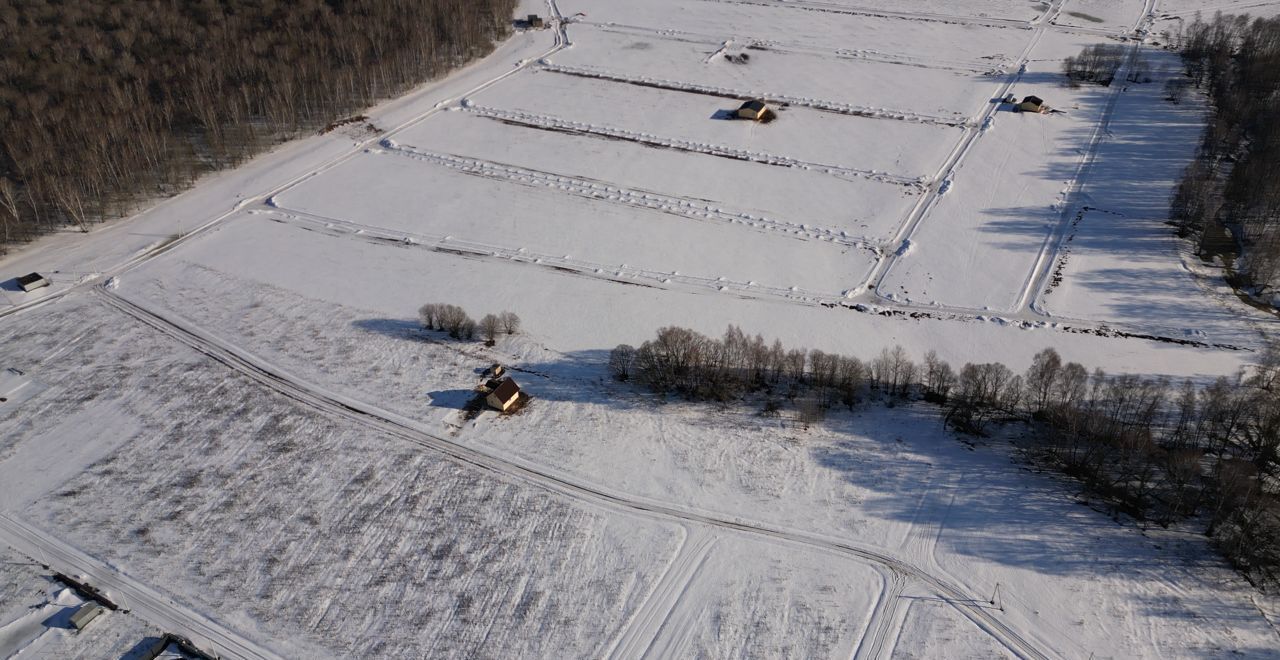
[16,272,50,292]
[1018,95,1047,113]
[736,99,770,121]
[70,602,106,631]
[485,377,522,412]
[527,14,545,28]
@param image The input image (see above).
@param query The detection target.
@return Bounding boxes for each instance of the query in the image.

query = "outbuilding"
[527,14,545,28]
[736,99,770,121]
[1018,95,1047,113]
[70,602,106,631]
[15,272,49,292]
[485,377,522,412]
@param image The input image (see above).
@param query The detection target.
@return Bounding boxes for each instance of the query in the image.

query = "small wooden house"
[16,272,49,292]
[736,99,770,121]
[485,377,521,412]
[1018,95,1047,113]
[527,14,545,28]
[70,602,105,631]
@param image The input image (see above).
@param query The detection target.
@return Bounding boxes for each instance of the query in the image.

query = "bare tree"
[609,345,637,381]
[499,311,521,334]
[479,314,501,344]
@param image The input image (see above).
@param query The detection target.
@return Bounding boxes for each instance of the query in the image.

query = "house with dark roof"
[737,99,770,121]
[1018,95,1047,113]
[15,272,49,292]
[485,377,522,412]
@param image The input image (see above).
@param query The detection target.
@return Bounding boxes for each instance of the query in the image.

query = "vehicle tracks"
[91,286,1054,660]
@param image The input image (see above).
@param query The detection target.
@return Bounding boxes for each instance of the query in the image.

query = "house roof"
[15,272,45,286]
[739,99,767,111]
[491,377,521,402]
[1022,95,1044,105]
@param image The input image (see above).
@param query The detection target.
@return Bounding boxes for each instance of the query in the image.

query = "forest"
[0,0,516,250]
[612,327,1280,587]
[1169,12,1280,301]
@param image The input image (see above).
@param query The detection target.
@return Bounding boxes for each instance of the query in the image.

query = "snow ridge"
[538,62,971,127]
[461,104,928,188]
[375,140,883,251]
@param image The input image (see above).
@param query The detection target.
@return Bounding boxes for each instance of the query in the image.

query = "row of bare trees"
[418,303,519,343]
[611,326,1280,586]
[1062,44,1126,86]
[0,0,516,252]
[1169,12,1280,298]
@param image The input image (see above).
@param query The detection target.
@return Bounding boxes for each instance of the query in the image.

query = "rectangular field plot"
[395,110,921,240]
[559,0,1029,62]
[1053,0,1148,31]
[131,216,1250,380]
[797,0,1049,21]
[1038,51,1268,346]
[629,534,882,659]
[1,298,682,659]
[469,69,961,180]
[272,148,879,295]
[551,26,991,121]
[877,32,1120,312]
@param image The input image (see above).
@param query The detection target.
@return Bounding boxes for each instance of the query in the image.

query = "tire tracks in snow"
[91,287,1054,660]
[856,569,908,660]
[605,528,718,659]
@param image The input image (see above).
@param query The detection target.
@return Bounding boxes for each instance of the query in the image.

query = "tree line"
[1168,12,1280,300]
[0,0,516,251]
[418,303,519,344]
[611,326,1280,586]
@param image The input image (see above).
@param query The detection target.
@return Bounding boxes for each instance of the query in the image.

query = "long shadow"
[809,404,1243,582]
[119,637,168,660]
[40,604,79,629]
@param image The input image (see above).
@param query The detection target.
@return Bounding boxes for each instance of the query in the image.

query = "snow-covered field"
[3,0,1280,657]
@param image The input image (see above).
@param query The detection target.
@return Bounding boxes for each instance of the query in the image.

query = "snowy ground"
[4,0,1280,657]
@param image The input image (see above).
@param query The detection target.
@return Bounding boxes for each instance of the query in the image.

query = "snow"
[3,0,1280,657]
